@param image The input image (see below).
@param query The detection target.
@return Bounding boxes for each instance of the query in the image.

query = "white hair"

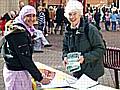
[64,0,83,19]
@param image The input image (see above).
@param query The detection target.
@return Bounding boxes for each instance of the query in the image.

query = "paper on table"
[39,73,78,89]
[41,74,70,89]
[40,74,98,89]
[35,62,77,89]
[72,74,99,89]
[87,85,118,90]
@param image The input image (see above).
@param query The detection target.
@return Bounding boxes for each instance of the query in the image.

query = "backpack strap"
[84,23,92,47]
[84,23,106,54]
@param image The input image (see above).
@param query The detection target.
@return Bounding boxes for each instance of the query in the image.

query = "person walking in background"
[85,10,93,23]
[0,11,17,36]
[37,6,46,34]
[48,6,55,34]
[19,1,25,10]
[62,0,105,81]
[117,10,120,30]
[54,5,64,35]
[43,6,50,36]
[2,5,51,90]
[94,7,101,31]
[32,29,52,52]
[2,11,16,22]
[105,11,110,31]
[110,11,117,31]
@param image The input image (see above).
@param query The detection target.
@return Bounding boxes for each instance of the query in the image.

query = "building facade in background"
[0,0,28,16]
[0,0,19,16]
[0,0,119,16]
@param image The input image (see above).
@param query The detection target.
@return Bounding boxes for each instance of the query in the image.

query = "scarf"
[0,5,36,47]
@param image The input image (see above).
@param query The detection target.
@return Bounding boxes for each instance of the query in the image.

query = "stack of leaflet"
[66,52,81,73]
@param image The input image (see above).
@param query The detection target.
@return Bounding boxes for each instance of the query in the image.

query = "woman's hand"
[40,78,51,85]
[63,57,68,67]
[78,55,84,64]
[39,69,56,85]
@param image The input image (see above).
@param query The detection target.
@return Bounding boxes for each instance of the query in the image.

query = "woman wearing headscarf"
[2,5,51,90]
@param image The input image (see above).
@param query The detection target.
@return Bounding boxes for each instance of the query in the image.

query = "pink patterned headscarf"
[13,5,36,34]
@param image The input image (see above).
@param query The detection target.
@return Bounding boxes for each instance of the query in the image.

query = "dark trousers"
[105,21,110,31]
[54,22,63,35]
[112,21,116,31]
[95,20,101,30]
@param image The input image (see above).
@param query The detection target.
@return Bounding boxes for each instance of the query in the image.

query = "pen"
[87,83,99,89]
[54,86,78,89]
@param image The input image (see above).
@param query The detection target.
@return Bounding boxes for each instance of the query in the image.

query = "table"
[34,62,118,90]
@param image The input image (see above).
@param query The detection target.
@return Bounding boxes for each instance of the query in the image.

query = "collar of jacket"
[66,18,86,34]
[5,21,26,37]
[0,22,25,48]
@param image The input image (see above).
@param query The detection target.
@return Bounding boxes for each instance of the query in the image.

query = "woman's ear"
[23,17,26,22]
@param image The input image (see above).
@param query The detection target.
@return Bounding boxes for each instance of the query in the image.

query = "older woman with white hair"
[2,5,51,90]
[62,0,105,81]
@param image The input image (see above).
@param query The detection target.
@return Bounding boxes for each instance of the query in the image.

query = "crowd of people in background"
[35,4,120,33]
[1,2,120,37]
[1,3,120,35]
[1,2,120,52]
[36,4,65,36]
[85,5,120,32]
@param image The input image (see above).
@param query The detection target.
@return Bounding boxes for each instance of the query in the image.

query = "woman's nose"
[69,15,74,19]
[31,16,36,21]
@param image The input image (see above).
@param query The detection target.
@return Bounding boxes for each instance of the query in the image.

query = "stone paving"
[0,30,120,90]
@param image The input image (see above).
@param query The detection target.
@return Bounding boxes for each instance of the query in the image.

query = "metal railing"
[104,47,120,89]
